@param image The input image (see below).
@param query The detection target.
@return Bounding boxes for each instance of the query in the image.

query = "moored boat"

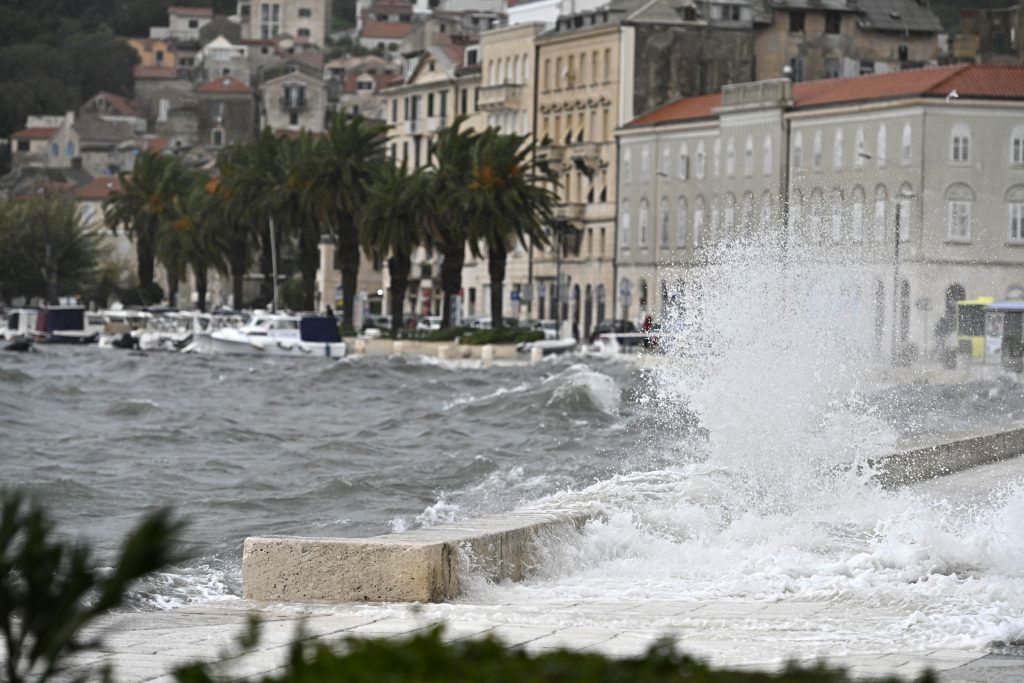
[201,313,345,357]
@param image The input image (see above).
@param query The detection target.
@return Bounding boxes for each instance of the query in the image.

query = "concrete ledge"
[873,426,1024,487]
[243,510,590,604]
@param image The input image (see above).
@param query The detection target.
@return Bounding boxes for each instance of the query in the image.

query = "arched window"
[726,138,736,175]
[513,56,520,83]
[638,197,649,247]
[641,146,651,175]
[620,199,631,247]
[676,196,688,247]
[1011,127,1024,165]
[851,185,865,242]
[901,123,912,164]
[793,131,804,169]
[693,195,705,246]
[623,149,632,183]
[897,183,913,241]
[813,130,823,170]
[951,124,971,163]
[659,196,670,247]
[678,142,689,179]
[710,195,720,240]
[761,190,773,229]
[873,185,888,242]
[833,129,844,170]
[696,142,706,178]
[876,124,887,166]
[522,54,530,83]
[809,188,823,241]
[713,139,721,176]
[661,147,671,175]
[831,188,844,242]
[945,182,974,241]
[1007,185,1024,243]
[855,127,866,168]
[763,135,773,175]
[744,135,754,176]
[789,190,803,236]
[742,192,755,234]
[488,60,497,84]
[723,192,736,237]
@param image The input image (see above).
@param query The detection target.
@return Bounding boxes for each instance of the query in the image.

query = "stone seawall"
[243,427,1024,604]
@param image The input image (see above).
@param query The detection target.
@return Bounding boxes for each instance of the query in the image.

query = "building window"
[825,11,841,34]
[833,129,844,169]
[299,7,312,17]
[16,140,29,152]
[188,19,199,28]
[855,127,865,167]
[789,10,805,32]
[661,147,671,174]
[788,190,802,236]
[1011,127,1024,165]
[825,58,840,79]
[809,190,822,241]
[713,139,721,176]
[641,146,651,176]
[897,185,913,241]
[211,127,225,146]
[951,124,970,163]
[676,196,688,247]
[693,196,705,246]
[873,185,888,241]
[949,201,971,241]
[638,197,649,247]
[763,135,772,175]
[831,189,843,242]
[761,190,772,228]
[789,57,804,82]
[813,130,823,170]
[793,131,803,169]
[743,135,753,177]
[876,124,887,166]
[297,28,310,38]
[66,142,74,157]
[851,186,865,241]
[696,142,706,178]
[620,199,631,248]
[51,143,58,157]
[623,149,632,183]
[289,111,298,126]
[678,143,689,179]
[899,123,912,164]
[725,138,736,176]
[659,197,670,247]
[1010,200,1024,243]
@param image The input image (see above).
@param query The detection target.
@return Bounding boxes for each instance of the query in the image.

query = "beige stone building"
[237,0,331,48]
[617,64,1024,358]
[752,0,942,82]
[260,57,328,133]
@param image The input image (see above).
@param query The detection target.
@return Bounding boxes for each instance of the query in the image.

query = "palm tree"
[161,173,229,312]
[215,139,270,309]
[361,161,430,337]
[310,112,389,329]
[104,151,188,303]
[277,132,323,311]
[465,128,556,328]
[426,117,479,329]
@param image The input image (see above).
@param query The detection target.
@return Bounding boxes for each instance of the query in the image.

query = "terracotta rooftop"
[361,21,415,39]
[628,65,1024,128]
[96,91,139,116]
[133,65,180,80]
[11,127,57,141]
[72,176,122,201]
[197,75,253,94]
[168,5,214,17]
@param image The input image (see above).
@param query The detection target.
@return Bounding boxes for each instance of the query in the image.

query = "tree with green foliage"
[161,172,230,311]
[360,161,430,337]
[0,492,182,683]
[213,142,266,309]
[465,128,556,329]
[0,193,100,305]
[310,112,389,328]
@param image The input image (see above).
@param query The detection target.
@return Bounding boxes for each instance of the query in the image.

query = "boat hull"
[204,334,346,358]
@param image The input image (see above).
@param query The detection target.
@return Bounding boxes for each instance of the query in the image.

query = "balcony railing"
[279,97,309,111]
[553,203,584,223]
[477,83,524,111]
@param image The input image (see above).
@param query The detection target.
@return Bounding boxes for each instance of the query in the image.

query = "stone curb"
[873,426,1024,487]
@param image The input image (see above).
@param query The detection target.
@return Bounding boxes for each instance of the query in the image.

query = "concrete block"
[392,340,407,356]
[437,344,451,360]
[530,346,543,365]
[874,427,1024,488]
[353,338,366,354]
[243,511,590,604]
[480,344,494,368]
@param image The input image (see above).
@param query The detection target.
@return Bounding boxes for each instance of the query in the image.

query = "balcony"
[402,120,421,135]
[279,97,309,112]
[568,141,600,162]
[553,203,584,223]
[477,83,524,112]
[425,116,443,133]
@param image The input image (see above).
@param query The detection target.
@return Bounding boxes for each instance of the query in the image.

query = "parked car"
[416,315,442,332]
[526,319,559,340]
[470,317,521,330]
[589,319,637,344]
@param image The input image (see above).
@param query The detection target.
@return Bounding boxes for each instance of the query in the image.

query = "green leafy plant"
[0,493,183,683]
[459,328,545,345]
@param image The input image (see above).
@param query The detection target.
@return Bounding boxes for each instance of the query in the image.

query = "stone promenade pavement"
[64,597,1023,683]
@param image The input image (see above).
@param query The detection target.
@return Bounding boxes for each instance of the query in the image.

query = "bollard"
[392,340,406,356]
[353,338,367,354]
[438,344,451,360]
[481,344,494,368]
[530,345,544,365]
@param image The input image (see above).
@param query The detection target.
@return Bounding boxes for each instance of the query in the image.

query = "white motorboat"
[97,309,151,349]
[517,338,578,356]
[202,313,346,357]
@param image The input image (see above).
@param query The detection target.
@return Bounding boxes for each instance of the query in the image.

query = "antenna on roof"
[945,89,959,102]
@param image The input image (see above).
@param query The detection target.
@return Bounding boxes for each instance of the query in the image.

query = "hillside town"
[2,0,1024,359]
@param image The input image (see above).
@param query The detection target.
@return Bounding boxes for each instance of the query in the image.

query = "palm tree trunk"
[388,250,410,338]
[137,226,156,291]
[440,243,464,329]
[336,218,360,330]
[259,231,274,308]
[194,265,208,312]
[488,241,507,329]
[299,232,318,312]
[229,249,246,309]
[167,269,178,307]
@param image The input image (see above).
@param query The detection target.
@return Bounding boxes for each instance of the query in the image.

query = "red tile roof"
[168,5,213,17]
[72,176,122,201]
[628,65,1024,128]
[133,65,180,80]
[140,137,170,153]
[197,75,253,94]
[97,91,139,116]
[361,21,414,39]
[11,127,57,140]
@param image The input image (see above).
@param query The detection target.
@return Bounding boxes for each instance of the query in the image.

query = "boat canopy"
[41,307,85,332]
[300,316,341,343]
[987,300,1024,313]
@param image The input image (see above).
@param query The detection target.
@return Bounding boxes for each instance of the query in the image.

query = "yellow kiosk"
[956,296,994,359]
